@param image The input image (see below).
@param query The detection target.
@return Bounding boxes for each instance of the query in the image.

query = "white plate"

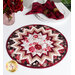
[35,2,70,23]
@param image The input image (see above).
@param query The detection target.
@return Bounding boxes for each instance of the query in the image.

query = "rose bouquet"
[3,0,23,25]
[3,0,23,17]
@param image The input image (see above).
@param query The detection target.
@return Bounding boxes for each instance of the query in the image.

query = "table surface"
[3,4,71,75]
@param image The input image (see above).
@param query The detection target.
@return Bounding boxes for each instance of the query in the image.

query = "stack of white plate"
[35,2,70,23]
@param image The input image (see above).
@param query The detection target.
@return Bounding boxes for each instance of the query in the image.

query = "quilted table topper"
[6,25,68,68]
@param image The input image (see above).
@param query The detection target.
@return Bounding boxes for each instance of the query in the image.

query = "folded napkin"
[26,0,64,20]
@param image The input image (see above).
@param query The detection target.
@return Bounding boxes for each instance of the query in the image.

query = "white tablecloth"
[3,3,71,75]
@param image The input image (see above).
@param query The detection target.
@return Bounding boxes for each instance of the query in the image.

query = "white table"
[3,4,71,75]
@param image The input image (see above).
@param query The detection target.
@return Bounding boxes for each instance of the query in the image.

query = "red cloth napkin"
[26,0,64,20]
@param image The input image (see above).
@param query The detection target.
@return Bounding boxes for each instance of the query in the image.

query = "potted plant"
[3,0,23,25]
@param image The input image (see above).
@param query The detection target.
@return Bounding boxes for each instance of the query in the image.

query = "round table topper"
[6,24,68,68]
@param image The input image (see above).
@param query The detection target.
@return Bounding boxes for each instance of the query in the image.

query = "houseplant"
[3,0,23,25]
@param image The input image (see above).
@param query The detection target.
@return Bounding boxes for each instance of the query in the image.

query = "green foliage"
[61,0,71,11]
[3,7,9,14]
[62,0,71,4]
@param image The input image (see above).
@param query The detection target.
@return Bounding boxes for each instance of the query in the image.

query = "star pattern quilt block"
[6,24,68,68]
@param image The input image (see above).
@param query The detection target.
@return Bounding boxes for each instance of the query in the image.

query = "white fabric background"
[3,4,71,75]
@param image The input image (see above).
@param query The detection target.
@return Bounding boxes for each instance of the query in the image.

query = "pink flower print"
[33,35,38,38]
[24,37,28,40]
[24,37,29,42]
[35,44,42,50]
[29,46,35,52]
[45,28,50,30]
[15,54,20,60]
[29,26,32,29]
[47,46,52,52]
[43,48,47,51]
[9,49,14,54]
[43,40,46,42]
[33,42,38,45]
[26,39,29,43]
[46,36,50,40]
[29,43,33,46]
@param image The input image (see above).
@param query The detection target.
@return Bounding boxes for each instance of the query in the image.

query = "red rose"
[29,46,35,52]
[3,0,7,10]
[35,44,42,50]
[7,0,23,12]
[3,0,23,16]
[33,35,38,38]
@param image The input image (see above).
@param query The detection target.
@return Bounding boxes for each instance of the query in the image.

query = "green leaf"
[61,0,71,11]
[3,7,9,14]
